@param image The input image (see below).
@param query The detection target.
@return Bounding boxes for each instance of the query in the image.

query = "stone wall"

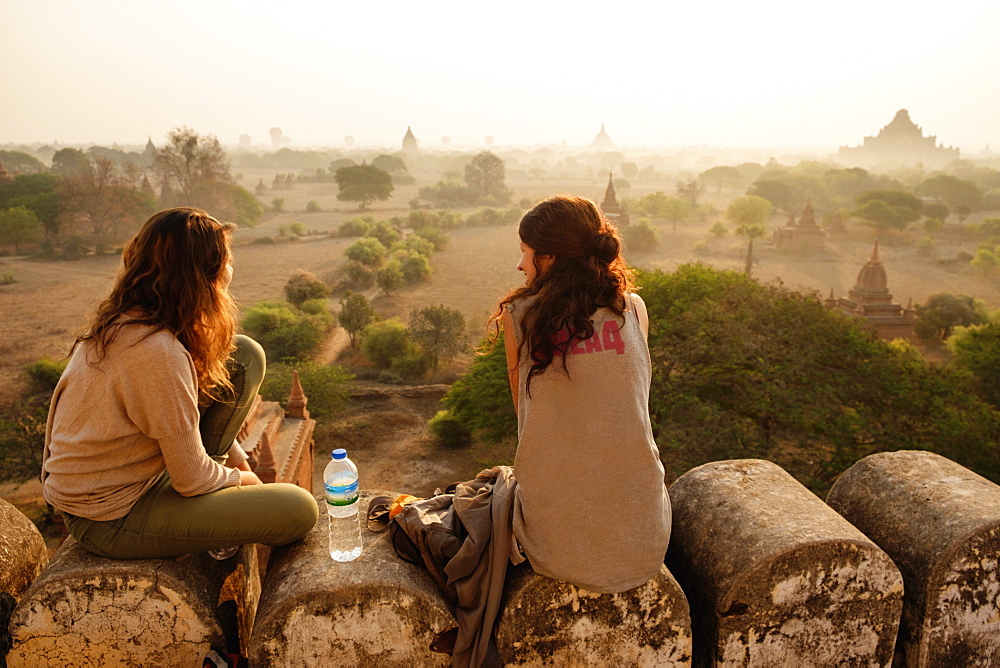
[4,451,999,665]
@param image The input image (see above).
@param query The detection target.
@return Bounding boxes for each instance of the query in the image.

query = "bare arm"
[502,308,520,413]
[632,293,650,341]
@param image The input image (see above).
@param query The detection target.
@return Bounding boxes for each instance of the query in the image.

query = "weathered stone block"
[248,490,454,667]
[0,498,49,659]
[667,459,903,667]
[7,537,260,667]
[495,562,692,666]
[827,450,1000,667]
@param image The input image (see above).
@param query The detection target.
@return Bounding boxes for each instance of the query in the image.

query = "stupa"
[825,242,916,341]
[838,109,959,168]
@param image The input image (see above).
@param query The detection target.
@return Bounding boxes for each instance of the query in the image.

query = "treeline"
[0,129,263,259]
[432,264,1000,493]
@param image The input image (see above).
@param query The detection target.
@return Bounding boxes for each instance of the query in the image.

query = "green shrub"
[306,200,321,213]
[25,357,68,394]
[392,249,432,284]
[390,350,433,379]
[283,269,331,306]
[413,226,449,251]
[428,409,471,448]
[361,319,413,368]
[339,216,374,237]
[242,301,334,361]
[393,235,435,258]
[1,272,14,285]
[251,236,276,245]
[344,237,386,266]
[377,370,403,385]
[289,221,307,236]
[370,220,403,248]
[259,361,353,417]
[621,221,658,251]
[346,261,375,289]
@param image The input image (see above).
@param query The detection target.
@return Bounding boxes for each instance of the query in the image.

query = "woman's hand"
[239,470,264,486]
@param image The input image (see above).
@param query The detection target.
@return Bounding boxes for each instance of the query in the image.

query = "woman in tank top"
[489,195,671,593]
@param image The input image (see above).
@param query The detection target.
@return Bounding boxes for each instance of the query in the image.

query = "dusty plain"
[3,172,1000,515]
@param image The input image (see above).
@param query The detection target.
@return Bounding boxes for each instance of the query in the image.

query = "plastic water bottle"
[324,448,362,562]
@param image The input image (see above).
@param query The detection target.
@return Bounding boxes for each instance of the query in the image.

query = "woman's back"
[509,295,671,593]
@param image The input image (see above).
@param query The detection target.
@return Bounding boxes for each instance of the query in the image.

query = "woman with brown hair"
[42,207,317,559]
[492,195,670,592]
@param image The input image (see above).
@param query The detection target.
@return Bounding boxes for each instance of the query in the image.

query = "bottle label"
[325,479,359,506]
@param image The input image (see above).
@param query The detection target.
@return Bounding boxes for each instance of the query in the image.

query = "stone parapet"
[827,450,1000,667]
[667,459,903,666]
[496,562,692,666]
[0,498,48,658]
[248,491,454,667]
[7,538,260,666]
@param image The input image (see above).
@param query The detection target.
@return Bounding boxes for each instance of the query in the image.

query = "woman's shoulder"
[111,325,189,365]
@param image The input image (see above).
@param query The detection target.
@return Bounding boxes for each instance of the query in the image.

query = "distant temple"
[144,137,156,158]
[402,126,418,153]
[600,171,630,228]
[826,210,847,235]
[255,178,268,196]
[826,242,916,341]
[773,201,825,251]
[838,109,959,168]
[591,123,615,150]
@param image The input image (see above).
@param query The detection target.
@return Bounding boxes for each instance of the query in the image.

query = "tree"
[922,201,949,222]
[0,206,41,252]
[376,262,404,295]
[50,148,91,177]
[153,127,233,204]
[464,151,508,200]
[914,294,986,341]
[698,166,743,192]
[409,305,466,370]
[338,292,376,347]
[284,269,330,307]
[951,322,1000,409]
[852,190,922,236]
[272,197,285,212]
[726,195,772,276]
[335,164,394,210]
[372,154,408,174]
[57,157,156,253]
[748,178,797,214]
[917,175,982,214]
[675,179,704,207]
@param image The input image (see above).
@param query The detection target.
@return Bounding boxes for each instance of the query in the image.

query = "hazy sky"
[3,0,998,154]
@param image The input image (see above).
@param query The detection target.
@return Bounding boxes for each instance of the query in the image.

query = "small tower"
[286,370,310,420]
[402,126,418,153]
[144,137,156,158]
[255,178,268,196]
[0,156,12,184]
[600,171,630,228]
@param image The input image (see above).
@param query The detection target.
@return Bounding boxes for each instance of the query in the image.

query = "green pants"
[64,336,318,559]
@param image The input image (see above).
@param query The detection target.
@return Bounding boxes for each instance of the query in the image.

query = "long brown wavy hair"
[488,195,635,394]
[77,207,238,400]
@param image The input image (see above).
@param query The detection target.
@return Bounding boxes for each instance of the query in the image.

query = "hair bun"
[589,232,619,263]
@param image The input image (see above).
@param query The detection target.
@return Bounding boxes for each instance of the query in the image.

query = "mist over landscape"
[3,0,1000,532]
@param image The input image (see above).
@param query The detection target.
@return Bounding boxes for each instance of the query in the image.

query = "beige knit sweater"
[42,324,243,522]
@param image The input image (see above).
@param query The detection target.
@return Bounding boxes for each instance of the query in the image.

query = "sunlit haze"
[3,0,999,153]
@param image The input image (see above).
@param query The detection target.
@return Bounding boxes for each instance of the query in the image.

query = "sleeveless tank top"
[509,294,671,593]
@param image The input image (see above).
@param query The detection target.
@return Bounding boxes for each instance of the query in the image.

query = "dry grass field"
[3,173,1000,511]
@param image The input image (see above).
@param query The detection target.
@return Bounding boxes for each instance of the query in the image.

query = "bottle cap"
[332,448,347,460]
